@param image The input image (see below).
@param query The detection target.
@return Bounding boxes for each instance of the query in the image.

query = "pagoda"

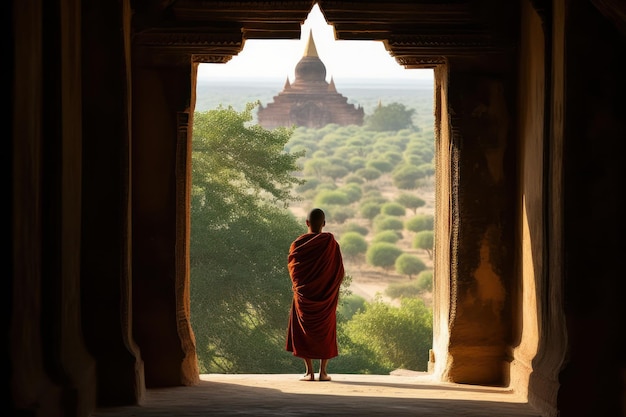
[257,31,364,129]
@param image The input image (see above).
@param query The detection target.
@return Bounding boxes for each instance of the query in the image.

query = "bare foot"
[299,374,315,381]
[318,374,331,381]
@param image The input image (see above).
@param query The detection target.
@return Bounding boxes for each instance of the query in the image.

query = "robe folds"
[286,232,345,359]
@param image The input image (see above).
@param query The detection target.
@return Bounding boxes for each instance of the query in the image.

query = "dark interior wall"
[131,64,198,387]
[558,1,626,415]
[81,0,144,405]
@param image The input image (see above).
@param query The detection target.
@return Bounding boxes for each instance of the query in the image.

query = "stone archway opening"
[189,3,438,377]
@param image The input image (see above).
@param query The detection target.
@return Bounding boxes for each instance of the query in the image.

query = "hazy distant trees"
[366,102,416,132]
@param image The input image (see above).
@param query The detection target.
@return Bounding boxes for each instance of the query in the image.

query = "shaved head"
[306,208,326,232]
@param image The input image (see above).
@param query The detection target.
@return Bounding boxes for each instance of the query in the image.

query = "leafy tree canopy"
[191,102,305,373]
[365,102,416,132]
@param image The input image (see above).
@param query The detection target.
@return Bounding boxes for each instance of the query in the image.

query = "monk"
[286,208,345,381]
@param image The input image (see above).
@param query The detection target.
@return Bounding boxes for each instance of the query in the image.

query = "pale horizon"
[197,4,433,83]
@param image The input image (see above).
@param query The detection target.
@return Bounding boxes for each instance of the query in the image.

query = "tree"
[365,102,416,132]
[191,102,305,373]
[314,189,350,206]
[339,232,368,262]
[366,242,403,270]
[343,297,433,371]
[359,201,382,222]
[395,254,427,279]
[372,230,401,244]
[381,201,406,216]
[416,270,433,292]
[392,164,424,189]
[355,167,382,181]
[405,214,434,233]
[372,214,404,234]
[395,193,426,214]
[413,230,434,259]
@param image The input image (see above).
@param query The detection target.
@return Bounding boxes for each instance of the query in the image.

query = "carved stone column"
[443,66,516,385]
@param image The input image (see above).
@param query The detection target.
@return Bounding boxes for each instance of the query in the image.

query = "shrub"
[395,254,427,279]
[343,222,369,236]
[339,232,368,260]
[381,202,406,216]
[366,242,403,270]
[372,230,401,244]
[405,214,434,233]
[416,270,433,292]
[372,214,404,233]
[314,190,350,206]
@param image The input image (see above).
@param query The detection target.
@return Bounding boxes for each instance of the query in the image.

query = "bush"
[366,242,403,270]
[395,254,427,279]
[372,214,404,233]
[381,202,406,216]
[385,280,421,299]
[342,222,369,236]
[342,297,433,371]
[314,189,350,206]
[405,214,434,233]
[372,230,401,244]
[416,270,433,292]
[413,230,434,258]
[339,232,368,260]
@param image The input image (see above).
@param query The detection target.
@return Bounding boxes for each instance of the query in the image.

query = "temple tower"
[257,31,364,129]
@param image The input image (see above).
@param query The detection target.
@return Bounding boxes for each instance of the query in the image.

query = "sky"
[197,4,433,82]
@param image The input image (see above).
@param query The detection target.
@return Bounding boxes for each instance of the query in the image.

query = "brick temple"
[257,31,364,129]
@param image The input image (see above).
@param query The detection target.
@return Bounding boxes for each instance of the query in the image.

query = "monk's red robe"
[286,232,345,359]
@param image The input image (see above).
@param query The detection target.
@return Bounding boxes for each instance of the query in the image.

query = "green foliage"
[372,214,404,233]
[314,189,350,206]
[191,103,305,373]
[385,280,421,299]
[372,230,401,244]
[344,173,365,184]
[343,297,433,371]
[303,158,332,178]
[381,202,406,216]
[395,193,426,214]
[366,242,403,270]
[355,167,382,181]
[339,232,368,261]
[359,201,382,221]
[325,165,350,181]
[413,230,434,259]
[405,214,434,233]
[331,205,356,224]
[337,183,363,203]
[416,270,433,292]
[342,222,369,236]
[392,164,425,189]
[337,294,367,320]
[365,102,416,132]
[366,159,393,173]
[395,254,427,279]
[192,84,437,375]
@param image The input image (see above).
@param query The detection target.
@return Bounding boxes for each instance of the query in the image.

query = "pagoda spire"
[329,76,337,92]
[303,29,319,57]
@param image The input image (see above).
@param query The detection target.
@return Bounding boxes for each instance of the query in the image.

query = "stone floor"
[92,371,542,416]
